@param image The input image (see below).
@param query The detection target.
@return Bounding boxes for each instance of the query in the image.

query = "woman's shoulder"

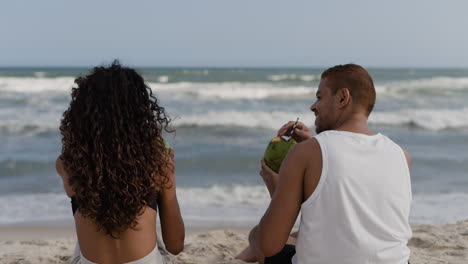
[56,155,67,178]
[56,155,75,197]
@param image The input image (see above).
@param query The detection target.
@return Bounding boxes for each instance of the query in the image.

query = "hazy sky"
[1,0,468,67]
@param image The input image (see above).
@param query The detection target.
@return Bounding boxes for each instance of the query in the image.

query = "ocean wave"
[370,108,468,131]
[33,71,47,78]
[0,188,467,226]
[0,193,72,225]
[0,186,270,226]
[0,108,61,136]
[173,110,310,130]
[0,77,75,93]
[378,76,468,96]
[0,77,314,100]
[2,107,467,137]
[411,192,468,225]
[267,74,318,82]
[2,76,468,101]
[149,82,314,100]
[157,75,169,83]
[174,108,468,131]
[0,160,55,177]
[180,69,210,75]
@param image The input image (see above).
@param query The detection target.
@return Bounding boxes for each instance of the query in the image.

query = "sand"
[1,221,467,264]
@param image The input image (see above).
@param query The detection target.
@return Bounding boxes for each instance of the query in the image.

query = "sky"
[1,0,468,68]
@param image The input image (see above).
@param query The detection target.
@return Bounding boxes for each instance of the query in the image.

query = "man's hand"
[277,121,314,143]
[260,159,279,198]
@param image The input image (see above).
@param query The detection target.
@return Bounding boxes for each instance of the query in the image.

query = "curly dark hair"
[60,61,173,238]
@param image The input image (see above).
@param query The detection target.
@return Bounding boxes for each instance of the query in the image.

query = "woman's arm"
[158,149,185,255]
[56,155,75,197]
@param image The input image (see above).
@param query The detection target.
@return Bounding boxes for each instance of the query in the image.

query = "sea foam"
[0,187,467,226]
[174,108,468,131]
[2,107,468,137]
[370,108,468,131]
[2,76,468,100]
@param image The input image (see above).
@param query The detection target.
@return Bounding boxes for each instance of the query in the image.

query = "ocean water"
[1,67,467,227]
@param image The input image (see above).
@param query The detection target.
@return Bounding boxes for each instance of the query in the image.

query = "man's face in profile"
[310,78,338,134]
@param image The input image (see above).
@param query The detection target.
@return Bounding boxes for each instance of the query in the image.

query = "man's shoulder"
[291,137,322,163]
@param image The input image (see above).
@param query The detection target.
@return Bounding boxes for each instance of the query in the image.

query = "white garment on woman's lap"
[292,130,412,264]
[70,243,164,264]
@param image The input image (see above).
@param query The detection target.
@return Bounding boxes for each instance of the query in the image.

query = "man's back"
[294,130,412,264]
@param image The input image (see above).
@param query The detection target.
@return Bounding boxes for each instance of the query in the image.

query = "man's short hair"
[321,64,376,116]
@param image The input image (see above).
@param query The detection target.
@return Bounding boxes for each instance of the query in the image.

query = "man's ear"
[338,88,351,107]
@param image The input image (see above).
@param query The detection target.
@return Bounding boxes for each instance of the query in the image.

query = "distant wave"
[2,76,468,100]
[377,76,468,96]
[267,74,318,82]
[157,75,169,83]
[149,82,314,100]
[174,108,468,131]
[2,107,467,137]
[0,159,55,177]
[0,188,467,225]
[0,120,57,135]
[0,186,270,226]
[0,193,72,225]
[180,69,210,76]
[411,192,468,225]
[0,77,75,93]
[370,108,468,131]
[393,76,468,90]
[173,110,310,130]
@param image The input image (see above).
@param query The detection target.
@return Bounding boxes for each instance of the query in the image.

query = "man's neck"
[334,115,374,136]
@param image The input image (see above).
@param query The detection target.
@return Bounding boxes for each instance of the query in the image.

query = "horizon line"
[1,65,468,70]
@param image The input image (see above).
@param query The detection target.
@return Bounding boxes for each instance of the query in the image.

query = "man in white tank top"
[237,64,412,264]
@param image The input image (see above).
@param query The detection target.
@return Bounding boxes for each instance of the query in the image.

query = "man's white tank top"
[292,130,412,264]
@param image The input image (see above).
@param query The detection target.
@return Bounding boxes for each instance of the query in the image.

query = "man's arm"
[252,139,321,257]
[403,149,412,169]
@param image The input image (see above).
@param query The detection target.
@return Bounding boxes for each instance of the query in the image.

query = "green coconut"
[263,136,297,173]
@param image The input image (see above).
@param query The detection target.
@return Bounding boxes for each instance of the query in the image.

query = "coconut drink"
[263,136,297,173]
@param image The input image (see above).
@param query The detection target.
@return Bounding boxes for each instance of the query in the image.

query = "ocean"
[1,67,467,227]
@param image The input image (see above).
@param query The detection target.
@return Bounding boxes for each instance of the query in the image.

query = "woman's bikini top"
[71,197,158,215]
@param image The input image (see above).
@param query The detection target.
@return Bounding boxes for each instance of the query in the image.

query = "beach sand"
[1,221,467,264]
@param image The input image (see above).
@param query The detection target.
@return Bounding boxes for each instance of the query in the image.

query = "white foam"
[174,107,468,131]
[178,185,269,206]
[4,107,466,136]
[0,77,75,93]
[0,77,315,100]
[393,76,468,90]
[0,186,270,226]
[411,192,468,225]
[2,76,468,99]
[0,119,58,135]
[0,104,63,135]
[157,76,169,83]
[0,188,466,226]
[33,71,47,78]
[181,69,209,75]
[377,76,468,96]
[267,74,318,82]
[370,108,468,131]
[0,193,72,225]
[173,110,311,130]
[149,82,314,100]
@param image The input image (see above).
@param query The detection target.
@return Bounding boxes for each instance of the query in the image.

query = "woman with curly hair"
[56,62,184,264]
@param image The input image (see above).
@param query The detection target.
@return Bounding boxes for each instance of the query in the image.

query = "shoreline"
[1,221,467,263]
